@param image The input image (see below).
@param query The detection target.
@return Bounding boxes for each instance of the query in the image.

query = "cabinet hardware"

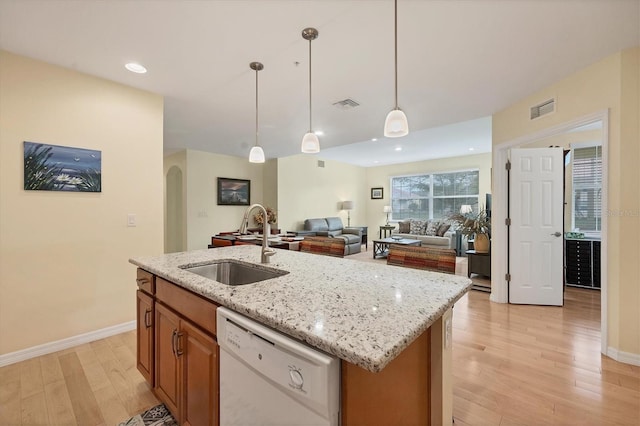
[176,332,184,357]
[136,278,149,285]
[171,329,178,357]
[144,309,152,328]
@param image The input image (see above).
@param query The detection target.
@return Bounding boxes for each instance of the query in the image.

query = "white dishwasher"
[217,307,340,426]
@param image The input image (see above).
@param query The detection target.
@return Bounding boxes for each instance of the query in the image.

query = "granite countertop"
[130,246,472,372]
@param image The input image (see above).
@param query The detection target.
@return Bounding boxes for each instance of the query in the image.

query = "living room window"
[390,170,480,220]
[572,145,601,234]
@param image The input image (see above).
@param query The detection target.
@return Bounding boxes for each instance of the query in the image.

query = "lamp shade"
[460,205,473,214]
[384,109,409,138]
[249,146,265,163]
[342,200,354,210]
[383,205,392,213]
[301,132,320,153]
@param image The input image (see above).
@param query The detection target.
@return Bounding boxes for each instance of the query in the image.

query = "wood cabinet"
[181,320,218,426]
[342,329,431,425]
[155,303,181,416]
[565,239,600,289]
[137,269,219,425]
[136,269,155,386]
[136,290,154,384]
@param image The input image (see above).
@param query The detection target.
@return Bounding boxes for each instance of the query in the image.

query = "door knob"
[551,232,562,237]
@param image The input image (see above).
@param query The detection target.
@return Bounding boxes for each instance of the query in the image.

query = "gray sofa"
[391,218,456,250]
[299,217,362,255]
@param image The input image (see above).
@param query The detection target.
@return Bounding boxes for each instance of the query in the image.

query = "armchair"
[302,217,362,255]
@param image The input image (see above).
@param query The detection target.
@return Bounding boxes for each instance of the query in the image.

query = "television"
[485,193,492,218]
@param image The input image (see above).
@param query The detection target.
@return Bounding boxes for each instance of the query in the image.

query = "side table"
[466,250,491,278]
[351,225,368,250]
[379,225,395,238]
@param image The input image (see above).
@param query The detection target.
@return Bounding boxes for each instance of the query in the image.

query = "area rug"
[118,404,178,426]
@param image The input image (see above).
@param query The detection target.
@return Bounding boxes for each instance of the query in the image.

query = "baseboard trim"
[0,321,136,367]
[607,346,640,366]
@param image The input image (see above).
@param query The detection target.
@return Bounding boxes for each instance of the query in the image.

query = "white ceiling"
[1,0,638,166]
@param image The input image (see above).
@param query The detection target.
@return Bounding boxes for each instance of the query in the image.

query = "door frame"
[491,110,609,354]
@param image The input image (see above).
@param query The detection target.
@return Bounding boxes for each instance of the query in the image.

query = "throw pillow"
[410,219,427,235]
[425,221,439,236]
[398,220,411,233]
[436,223,451,237]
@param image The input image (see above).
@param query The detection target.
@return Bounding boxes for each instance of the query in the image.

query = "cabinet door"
[136,290,154,385]
[155,303,181,418]
[181,320,219,426]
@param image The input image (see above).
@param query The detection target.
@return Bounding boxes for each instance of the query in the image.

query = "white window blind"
[390,170,479,220]
[572,146,602,233]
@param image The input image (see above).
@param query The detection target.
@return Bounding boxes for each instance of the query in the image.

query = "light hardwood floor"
[452,288,639,425]
[0,331,159,426]
[1,285,638,425]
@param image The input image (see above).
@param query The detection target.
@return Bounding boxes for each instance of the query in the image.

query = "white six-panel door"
[509,148,564,306]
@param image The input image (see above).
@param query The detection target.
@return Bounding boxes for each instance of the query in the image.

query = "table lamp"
[342,201,354,227]
[383,205,392,225]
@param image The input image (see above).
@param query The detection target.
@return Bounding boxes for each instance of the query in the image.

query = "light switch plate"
[127,214,137,227]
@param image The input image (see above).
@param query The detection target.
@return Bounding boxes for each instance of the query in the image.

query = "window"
[572,146,601,234]
[390,170,479,220]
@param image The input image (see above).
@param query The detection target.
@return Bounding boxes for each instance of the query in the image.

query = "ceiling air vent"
[530,98,555,120]
[332,98,360,110]
[317,160,325,168]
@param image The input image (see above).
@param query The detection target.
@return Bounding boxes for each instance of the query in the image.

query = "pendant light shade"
[249,146,265,163]
[384,109,409,137]
[249,61,265,163]
[384,0,409,138]
[301,132,320,153]
[301,27,320,154]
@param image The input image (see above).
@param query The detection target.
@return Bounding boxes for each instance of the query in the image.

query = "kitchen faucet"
[239,204,276,264]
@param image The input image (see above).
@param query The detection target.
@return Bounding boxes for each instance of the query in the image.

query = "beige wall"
[183,149,271,250]
[164,150,187,253]
[365,153,493,231]
[276,153,491,236]
[277,155,367,233]
[0,51,164,355]
[493,47,640,358]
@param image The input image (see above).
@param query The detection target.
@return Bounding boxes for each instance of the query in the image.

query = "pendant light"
[384,0,409,138]
[301,27,320,154]
[248,61,266,163]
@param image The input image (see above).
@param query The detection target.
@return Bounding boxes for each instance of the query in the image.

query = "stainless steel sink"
[182,260,288,285]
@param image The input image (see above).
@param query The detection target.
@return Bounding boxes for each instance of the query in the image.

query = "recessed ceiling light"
[125,63,147,74]
[395,146,402,152]
[469,147,475,151]
[373,160,379,164]
[314,130,324,136]
[371,138,377,142]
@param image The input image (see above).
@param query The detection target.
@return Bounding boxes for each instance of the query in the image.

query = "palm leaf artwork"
[24,143,64,190]
[76,169,102,192]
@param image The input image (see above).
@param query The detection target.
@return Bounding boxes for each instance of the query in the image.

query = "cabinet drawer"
[156,278,218,335]
[136,269,155,295]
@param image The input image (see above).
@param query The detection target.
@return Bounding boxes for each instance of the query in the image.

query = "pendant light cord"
[394,0,398,110]
[308,38,313,132]
[255,67,259,147]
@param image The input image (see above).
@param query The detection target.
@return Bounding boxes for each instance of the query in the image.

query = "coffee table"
[372,237,421,259]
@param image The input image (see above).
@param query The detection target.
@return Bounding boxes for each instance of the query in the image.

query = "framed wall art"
[371,187,383,199]
[218,177,250,205]
[24,141,102,192]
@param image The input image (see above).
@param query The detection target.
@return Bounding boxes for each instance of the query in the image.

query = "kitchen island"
[131,245,471,425]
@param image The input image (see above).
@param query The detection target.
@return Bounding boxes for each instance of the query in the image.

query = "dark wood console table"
[466,250,491,278]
